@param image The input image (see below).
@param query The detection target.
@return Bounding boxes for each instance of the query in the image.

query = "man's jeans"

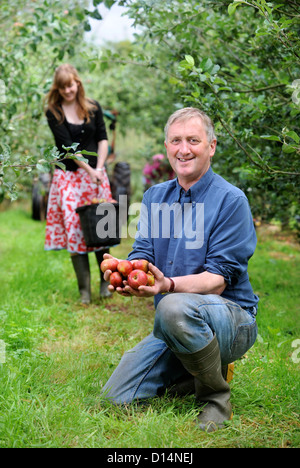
[102,293,258,404]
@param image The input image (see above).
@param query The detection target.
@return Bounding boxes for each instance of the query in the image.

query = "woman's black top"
[46,100,108,171]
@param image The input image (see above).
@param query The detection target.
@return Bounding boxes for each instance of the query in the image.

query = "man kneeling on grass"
[101,107,259,432]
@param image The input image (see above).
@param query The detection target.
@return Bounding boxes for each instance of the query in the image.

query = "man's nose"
[179,140,190,155]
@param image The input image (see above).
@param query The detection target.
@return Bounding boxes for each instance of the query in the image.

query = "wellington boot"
[95,249,112,298]
[175,335,233,432]
[168,375,195,397]
[169,361,234,397]
[71,254,91,304]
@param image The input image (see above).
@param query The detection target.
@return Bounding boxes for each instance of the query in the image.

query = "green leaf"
[55,162,66,171]
[228,2,243,16]
[286,131,299,144]
[36,163,51,172]
[89,9,102,20]
[81,150,98,157]
[185,55,195,67]
[203,58,213,72]
[260,135,282,142]
[62,143,79,152]
[67,155,89,163]
[282,144,296,153]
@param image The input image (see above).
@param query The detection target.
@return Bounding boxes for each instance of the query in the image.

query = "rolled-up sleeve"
[203,196,257,286]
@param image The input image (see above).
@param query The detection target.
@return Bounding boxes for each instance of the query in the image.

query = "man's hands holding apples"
[101,253,170,297]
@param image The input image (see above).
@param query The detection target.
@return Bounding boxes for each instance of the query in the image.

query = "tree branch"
[217,116,300,176]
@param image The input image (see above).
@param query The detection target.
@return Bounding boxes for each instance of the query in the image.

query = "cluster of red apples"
[100,258,155,290]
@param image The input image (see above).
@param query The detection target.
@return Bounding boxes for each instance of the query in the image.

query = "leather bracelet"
[168,277,175,293]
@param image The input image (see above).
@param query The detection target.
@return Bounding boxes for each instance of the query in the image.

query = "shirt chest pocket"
[183,241,208,273]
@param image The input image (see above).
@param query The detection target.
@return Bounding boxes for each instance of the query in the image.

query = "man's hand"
[102,253,170,297]
[122,263,170,297]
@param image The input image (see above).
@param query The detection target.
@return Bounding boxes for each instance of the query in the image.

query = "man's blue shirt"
[128,167,259,311]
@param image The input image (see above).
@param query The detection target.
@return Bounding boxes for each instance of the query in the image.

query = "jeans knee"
[154,294,187,343]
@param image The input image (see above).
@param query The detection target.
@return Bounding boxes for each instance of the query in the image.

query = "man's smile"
[177,156,195,162]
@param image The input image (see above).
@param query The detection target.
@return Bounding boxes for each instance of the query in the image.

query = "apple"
[146,272,155,286]
[131,259,149,273]
[100,258,119,273]
[127,269,148,289]
[110,271,124,289]
[117,260,133,277]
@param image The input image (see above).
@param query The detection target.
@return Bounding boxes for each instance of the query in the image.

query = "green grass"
[0,204,299,448]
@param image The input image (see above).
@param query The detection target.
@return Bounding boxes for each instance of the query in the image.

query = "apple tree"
[94,0,300,228]
[0,0,100,201]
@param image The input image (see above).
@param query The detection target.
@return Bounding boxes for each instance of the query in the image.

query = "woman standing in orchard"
[44,64,112,304]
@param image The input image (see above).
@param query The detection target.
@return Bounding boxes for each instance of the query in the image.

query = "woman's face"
[58,79,79,103]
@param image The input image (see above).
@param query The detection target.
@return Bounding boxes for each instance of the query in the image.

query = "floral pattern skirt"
[45,167,112,254]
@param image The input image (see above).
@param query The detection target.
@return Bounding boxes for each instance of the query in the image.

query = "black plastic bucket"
[76,202,121,247]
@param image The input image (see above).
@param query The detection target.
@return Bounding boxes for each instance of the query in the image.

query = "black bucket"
[76,202,121,247]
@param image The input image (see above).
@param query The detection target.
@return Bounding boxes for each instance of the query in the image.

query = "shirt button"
[169,260,173,264]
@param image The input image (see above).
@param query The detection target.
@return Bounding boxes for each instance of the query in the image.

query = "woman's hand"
[90,168,105,185]
[102,254,170,297]
[74,157,105,185]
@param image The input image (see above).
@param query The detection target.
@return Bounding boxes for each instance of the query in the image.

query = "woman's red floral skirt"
[45,167,112,254]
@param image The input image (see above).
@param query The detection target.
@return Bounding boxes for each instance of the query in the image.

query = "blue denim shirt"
[128,167,259,310]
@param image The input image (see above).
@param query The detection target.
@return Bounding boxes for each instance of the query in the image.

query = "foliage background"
[0,0,299,229]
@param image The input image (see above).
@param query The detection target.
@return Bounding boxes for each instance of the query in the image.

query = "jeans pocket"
[230,318,258,362]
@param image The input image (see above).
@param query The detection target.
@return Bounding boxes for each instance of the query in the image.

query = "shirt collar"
[175,167,214,202]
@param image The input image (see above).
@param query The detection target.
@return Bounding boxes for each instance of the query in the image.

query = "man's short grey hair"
[164,107,216,142]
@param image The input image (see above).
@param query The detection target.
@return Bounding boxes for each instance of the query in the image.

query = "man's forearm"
[168,271,226,296]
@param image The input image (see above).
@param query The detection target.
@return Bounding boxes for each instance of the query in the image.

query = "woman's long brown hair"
[45,64,97,123]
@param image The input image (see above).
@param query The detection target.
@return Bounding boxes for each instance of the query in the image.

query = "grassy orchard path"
[0,204,299,448]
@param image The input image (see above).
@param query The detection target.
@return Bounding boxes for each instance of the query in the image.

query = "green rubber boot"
[175,335,233,432]
[71,254,91,305]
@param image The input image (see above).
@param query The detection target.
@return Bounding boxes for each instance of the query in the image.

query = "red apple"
[131,259,149,273]
[127,269,148,290]
[146,272,155,286]
[117,260,133,277]
[100,258,119,273]
[110,271,124,288]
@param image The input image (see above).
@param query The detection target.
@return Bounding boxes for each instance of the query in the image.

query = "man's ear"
[210,139,217,158]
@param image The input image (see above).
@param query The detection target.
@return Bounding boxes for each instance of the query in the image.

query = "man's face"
[164,117,217,190]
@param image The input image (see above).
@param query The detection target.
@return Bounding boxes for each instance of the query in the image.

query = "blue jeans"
[102,293,257,404]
